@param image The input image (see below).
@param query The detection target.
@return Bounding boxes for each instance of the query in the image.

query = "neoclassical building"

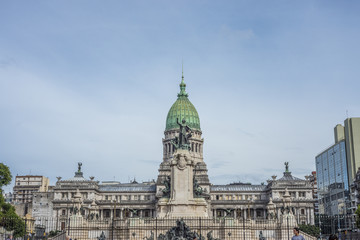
[50,74,315,225]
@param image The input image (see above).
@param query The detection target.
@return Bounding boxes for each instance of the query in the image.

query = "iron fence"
[2,216,309,240]
[315,214,360,240]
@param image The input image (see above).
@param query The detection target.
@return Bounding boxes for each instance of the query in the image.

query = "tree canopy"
[0,163,12,190]
[0,163,25,237]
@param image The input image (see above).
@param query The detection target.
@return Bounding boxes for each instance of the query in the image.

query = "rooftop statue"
[78,162,82,172]
[284,162,289,172]
[170,118,193,150]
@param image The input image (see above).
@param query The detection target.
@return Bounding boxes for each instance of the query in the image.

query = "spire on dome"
[178,63,188,97]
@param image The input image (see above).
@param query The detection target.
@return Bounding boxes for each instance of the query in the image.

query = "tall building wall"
[344,118,360,183]
[13,175,50,203]
[316,117,360,216]
[316,140,349,215]
[334,124,345,143]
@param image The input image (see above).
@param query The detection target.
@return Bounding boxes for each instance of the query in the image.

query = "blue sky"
[1,1,360,192]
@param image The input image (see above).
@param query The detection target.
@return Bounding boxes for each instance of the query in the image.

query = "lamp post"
[113,199,117,219]
[247,197,252,220]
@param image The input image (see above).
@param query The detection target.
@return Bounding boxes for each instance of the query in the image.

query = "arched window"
[301,209,305,215]
[195,143,198,152]
[192,142,194,152]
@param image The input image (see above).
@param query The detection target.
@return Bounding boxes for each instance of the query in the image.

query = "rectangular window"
[144,211,150,218]
[104,210,110,218]
[257,211,262,217]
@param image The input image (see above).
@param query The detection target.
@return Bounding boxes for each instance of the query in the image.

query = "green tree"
[0,163,12,190]
[355,205,360,228]
[298,224,321,237]
[0,163,25,237]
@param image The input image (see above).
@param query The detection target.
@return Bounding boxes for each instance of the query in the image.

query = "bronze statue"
[157,218,204,240]
[171,118,193,150]
[207,231,220,240]
[162,176,171,198]
[129,208,139,217]
[143,231,154,240]
[193,179,204,198]
[259,231,266,240]
[97,231,106,240]
[78,162,82,172]
[284,162,289,172]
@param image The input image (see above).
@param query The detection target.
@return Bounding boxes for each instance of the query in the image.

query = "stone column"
[244,209,247,219]
[264,209,266,219]
[310,208,314,225]
[234,208,237,219]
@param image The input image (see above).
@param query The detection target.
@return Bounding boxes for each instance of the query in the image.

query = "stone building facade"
[48,75,315,225]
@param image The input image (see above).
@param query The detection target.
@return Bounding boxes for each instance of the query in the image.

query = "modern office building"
[343,118,360,184]
[316,118,360,216]
[316,140,349,216]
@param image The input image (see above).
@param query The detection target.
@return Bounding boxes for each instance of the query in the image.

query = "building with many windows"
[315,118,360,217]
[13,175,50,203]
[316,139,349,216]
[47,75,315,224]
[308,171,318,216]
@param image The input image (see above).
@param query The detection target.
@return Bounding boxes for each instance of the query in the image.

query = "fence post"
[67,217,70,237]
[287,216,289,240]
[199,217,202,240]
[111,215,114,240]
[155,217,157,240]
[242,214,245,240]
[24,218,27,240]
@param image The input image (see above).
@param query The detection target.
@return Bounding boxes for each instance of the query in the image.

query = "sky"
[1,1,360,192]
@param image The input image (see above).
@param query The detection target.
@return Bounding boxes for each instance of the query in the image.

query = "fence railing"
[2,216,316,240]
[315,214,360,240]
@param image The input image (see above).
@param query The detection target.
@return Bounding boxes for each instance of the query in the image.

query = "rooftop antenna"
[346,109,349,118]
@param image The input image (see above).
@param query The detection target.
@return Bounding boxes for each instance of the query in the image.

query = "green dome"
[165,76,201,131]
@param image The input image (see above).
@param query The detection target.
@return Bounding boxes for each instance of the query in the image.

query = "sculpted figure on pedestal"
[170,118,193,150]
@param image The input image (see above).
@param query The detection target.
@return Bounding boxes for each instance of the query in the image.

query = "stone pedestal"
[157,149,209,217]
